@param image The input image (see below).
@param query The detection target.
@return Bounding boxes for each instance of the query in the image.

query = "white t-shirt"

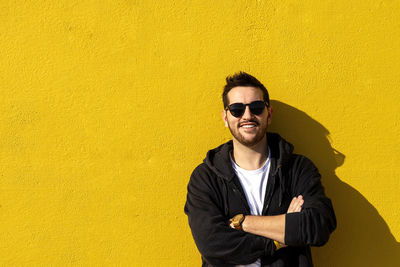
[231,149,271,267]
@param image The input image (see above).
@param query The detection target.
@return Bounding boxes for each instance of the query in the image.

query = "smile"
[240,122,258,129]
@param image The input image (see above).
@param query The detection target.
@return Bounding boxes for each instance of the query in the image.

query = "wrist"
[242,215,249,231]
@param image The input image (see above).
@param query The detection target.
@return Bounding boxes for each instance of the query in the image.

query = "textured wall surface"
[1,1,399,266]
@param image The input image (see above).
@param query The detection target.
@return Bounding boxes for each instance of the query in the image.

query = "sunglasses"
[225,100,268,118]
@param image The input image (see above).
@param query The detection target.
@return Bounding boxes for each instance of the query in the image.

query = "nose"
[241,105,252,120]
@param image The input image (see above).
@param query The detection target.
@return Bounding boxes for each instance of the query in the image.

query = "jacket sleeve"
[184,165,276,266]
[284,156,337,247]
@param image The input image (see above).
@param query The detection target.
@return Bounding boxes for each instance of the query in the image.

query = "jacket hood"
[203,132,294,206]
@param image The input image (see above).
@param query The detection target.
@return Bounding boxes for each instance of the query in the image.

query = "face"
[222,86,272,147]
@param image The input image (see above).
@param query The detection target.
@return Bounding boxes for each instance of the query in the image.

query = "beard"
[227,119,267,147]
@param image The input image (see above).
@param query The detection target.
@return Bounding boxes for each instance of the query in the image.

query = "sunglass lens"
[249,101,266,115]
[229,103,245,117]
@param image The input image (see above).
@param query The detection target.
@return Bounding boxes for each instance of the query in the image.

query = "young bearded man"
[184,72,336,267]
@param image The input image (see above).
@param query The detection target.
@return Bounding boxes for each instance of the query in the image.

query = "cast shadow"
[269,100,400,267]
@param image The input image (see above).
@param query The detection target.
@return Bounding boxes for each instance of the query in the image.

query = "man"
[184,72,336,267]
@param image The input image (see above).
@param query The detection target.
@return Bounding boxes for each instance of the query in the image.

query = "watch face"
[233,214,244,228]
[230,214,244,230]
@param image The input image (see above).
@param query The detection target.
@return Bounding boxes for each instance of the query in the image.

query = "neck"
[232,135,269,170]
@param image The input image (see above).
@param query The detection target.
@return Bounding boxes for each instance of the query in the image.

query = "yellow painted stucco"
[1,0,399,266]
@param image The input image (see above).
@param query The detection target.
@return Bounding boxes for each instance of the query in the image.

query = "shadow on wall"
[269,100,400,267]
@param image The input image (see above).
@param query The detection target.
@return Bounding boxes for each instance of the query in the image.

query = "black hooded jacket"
[184,133,336,267]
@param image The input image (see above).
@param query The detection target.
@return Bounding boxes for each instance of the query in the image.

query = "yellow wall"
[1,1,399,266]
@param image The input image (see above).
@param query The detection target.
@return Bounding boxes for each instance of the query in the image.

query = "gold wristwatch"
[230,214,245,230]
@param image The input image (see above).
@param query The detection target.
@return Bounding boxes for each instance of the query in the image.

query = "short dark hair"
[222,71,270,108]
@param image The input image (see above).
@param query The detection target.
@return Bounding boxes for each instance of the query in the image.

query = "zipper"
[262,174,275,215]
[229,180,251,214]
[262,164,281,215]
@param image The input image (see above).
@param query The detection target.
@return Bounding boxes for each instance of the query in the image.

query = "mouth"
[239,121,259,129]
[241,125,256,128]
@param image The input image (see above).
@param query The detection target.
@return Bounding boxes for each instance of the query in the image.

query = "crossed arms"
[232,196,304,245]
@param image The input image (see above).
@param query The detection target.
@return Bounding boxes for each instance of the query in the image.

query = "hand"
[287,195,304,214]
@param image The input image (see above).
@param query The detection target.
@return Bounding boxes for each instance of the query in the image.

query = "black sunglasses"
[225,100,268,118]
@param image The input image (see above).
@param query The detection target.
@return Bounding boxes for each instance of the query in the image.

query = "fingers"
[293,195,303,212]
[287,195,304,213]
[287,197,297,213]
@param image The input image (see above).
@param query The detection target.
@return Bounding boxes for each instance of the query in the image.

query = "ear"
[267,105,273,126]
[222,109,228,127]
